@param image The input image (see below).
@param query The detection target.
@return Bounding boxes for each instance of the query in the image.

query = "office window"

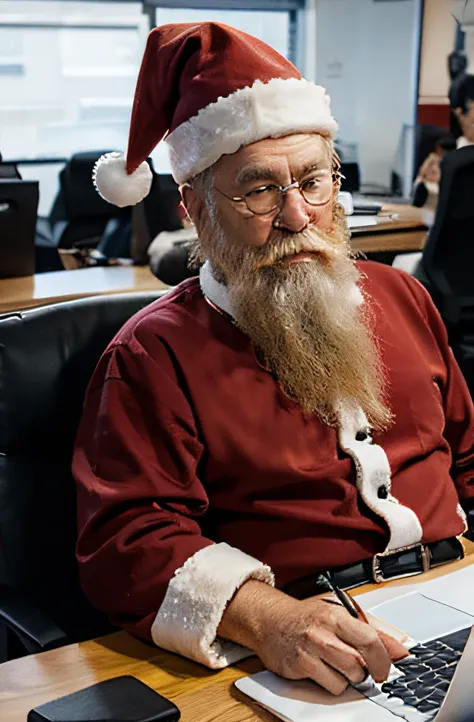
[148,6,291,173]
[0,0,301,203]
[155,8,290,59]
[0,1,147,163]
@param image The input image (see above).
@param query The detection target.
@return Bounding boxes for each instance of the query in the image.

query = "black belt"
[283,537,464,600]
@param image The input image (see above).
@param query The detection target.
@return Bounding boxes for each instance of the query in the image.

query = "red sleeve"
[398,272,474,504]
[73,330,213,642]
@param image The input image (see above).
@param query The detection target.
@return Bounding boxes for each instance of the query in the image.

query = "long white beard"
[193,206,392,430]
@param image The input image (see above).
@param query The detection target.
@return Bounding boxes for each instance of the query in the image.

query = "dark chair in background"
[57,151,132,250]
[0,179,39,278]
[0,161,21,181]
[143,169,182,239]
[340,162,360,194]
[36,151,133,272]
[0,290,166,662]
[151,241,200,286]
[131,162,183,265]
[417,145,474,395]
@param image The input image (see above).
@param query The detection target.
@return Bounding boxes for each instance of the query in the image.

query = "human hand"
[252,595,407,694]
[417,153,441,184]
[219,582,407,696]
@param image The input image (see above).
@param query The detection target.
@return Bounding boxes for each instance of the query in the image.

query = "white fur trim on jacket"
[338,406,423,552]
[166,78,338,183]
[151,543,274,668]
[199,261,234,317]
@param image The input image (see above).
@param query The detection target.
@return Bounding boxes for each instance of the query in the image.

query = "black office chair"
[151,242,201,286]
[131,162,183,266]
[0,179,39,278]
[57,151,133,251]
[417,146,474,394]
[36,151,133,253]
[0,162,21,180]
[35,151,134,273]
[340,162,360,194]
[143,168,182,239]
[0,290,166,662]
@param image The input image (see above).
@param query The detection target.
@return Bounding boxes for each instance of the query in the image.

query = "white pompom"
[92,152,153,208]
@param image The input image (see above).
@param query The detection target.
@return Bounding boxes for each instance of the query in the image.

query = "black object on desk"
[352,202,383,215]
[0,179,38,278]
[27,675,181,721]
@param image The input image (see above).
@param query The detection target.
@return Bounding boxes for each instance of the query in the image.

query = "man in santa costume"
[73,22,474,694]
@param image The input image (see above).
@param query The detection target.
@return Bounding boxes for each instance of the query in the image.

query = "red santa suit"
[78,21,474,669]
[73,260,474,667]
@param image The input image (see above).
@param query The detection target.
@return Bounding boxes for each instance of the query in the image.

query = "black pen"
[320,573,361,620]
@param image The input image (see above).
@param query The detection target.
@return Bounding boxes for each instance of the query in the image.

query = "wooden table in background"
[0,266,168,315]
[0,205,429,316]
[1,542,472,722]
[350,204,431,255]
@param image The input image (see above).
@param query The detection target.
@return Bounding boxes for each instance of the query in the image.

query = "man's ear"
[455,107,463,119]
[180,183,201,224]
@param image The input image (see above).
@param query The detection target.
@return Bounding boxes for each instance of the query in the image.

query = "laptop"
[0,179,38,278]
[235,593,474,721]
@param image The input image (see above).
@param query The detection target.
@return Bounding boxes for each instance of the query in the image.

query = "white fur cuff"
[151,543,275,668]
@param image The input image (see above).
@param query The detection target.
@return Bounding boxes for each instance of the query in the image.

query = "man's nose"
[274,188,310,233]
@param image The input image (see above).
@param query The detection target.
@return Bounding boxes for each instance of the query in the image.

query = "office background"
[2,0,458,217]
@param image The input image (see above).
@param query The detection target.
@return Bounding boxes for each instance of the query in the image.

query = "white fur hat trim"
[167,78,338,183]
[92,152,153,208]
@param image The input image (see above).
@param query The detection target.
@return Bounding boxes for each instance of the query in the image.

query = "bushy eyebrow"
[235,160,329,187]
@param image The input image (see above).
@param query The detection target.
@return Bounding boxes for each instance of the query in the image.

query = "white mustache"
[255,227,341,269]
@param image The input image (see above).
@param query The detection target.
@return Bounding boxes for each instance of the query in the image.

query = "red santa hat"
[93,22,338,208]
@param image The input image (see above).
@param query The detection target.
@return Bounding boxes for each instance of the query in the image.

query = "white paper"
[368,591,474,642]
[355,582,418,611]
[235,672,393,722]
[347,216,378,228]
[356,563,474,616]
[419,564,474,616]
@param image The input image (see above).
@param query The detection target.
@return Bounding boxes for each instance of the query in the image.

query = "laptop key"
[416,672,438,684]
[437,627,472,652]
[426,690,447,704]
[436,651,459,664]
[405,680,428,693]
[423,658,446,671]
[422,641,447,652]
[415,700,441,714]
[396,662,430,676]
[382,680,406,693]
[397,693,419,706]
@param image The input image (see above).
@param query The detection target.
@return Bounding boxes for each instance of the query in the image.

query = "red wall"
[417,103,450,128]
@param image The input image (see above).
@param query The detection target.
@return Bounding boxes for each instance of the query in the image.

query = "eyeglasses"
[214,170,341,216]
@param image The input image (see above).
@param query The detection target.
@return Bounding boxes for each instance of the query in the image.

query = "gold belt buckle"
[371,542,431,584]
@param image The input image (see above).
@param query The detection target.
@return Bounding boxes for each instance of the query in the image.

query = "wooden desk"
[1,543,473,722]
[0,266,168,315]
[0,205,429,317]
[350,204,431,255]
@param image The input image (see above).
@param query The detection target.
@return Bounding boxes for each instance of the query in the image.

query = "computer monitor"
[0,179,39,278]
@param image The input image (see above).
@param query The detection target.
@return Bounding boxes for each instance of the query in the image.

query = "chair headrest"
[0,291,166,455]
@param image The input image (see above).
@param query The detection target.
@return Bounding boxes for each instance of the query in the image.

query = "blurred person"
[412,134,456,209]
[450,73,474,148]
[74,24,474,695]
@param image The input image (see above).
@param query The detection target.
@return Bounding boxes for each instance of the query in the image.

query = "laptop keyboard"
[355,626,471,720]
